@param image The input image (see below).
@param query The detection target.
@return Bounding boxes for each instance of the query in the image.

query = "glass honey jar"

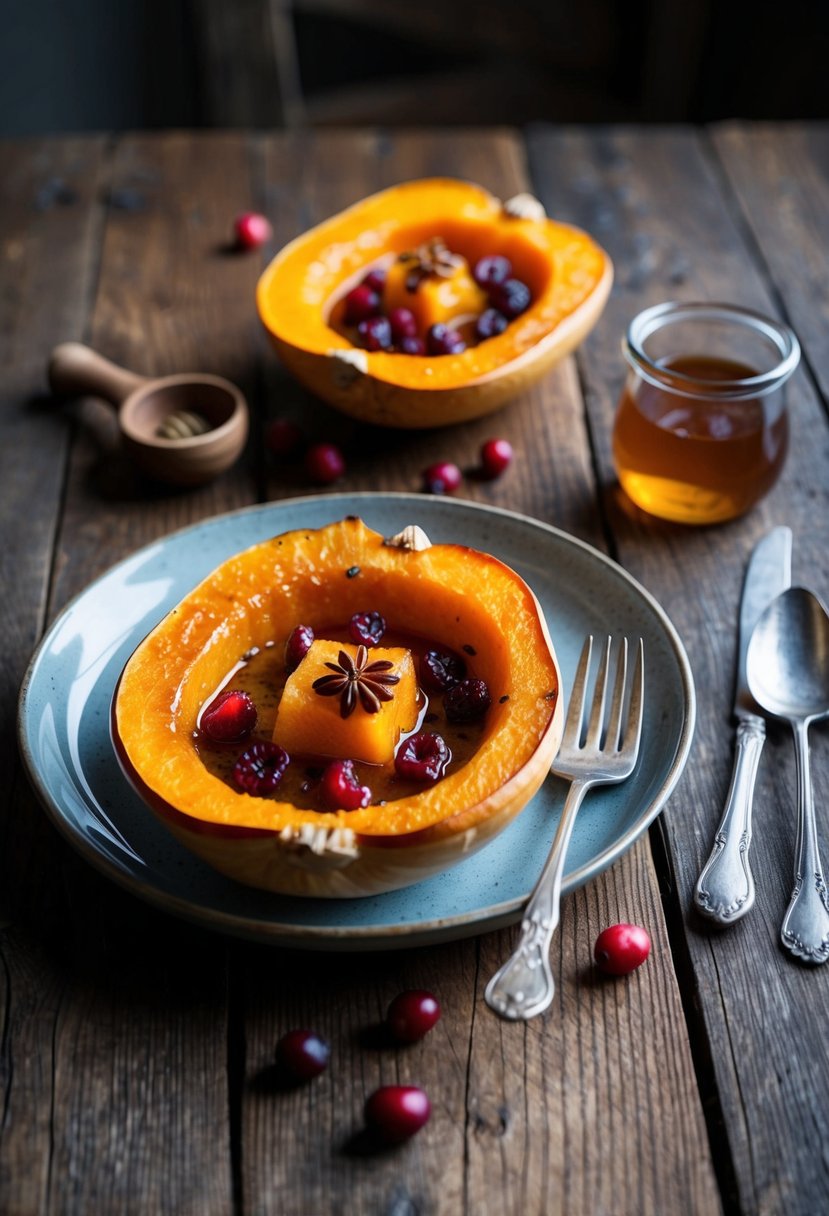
[612,302,800,524]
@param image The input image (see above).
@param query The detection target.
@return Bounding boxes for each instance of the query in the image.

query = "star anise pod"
[312,645,400,719]
[398,237,464,294]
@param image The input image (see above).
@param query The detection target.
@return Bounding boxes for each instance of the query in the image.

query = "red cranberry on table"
[349,610,386,647]
[421,461,462,495]
[419,648,466,693]
[426,324,466,356]
[444,678,492,723]
[344,283,382,325]
[475,308,509,342]
[364,1085,431,1144]
[276,1029,331,1081]
[320,759,372,811]
[593,924,651,975]
[200,689,257,742]
[305,443,346,485]
[386,990,441,1043]
[233,211,272,250]
[395,732,451,783]
[285,623,314,673]
[472,254,512,288]
[265,417,304,458]
[357,315,393,352]
[362,267,387,294]
[480,437,514,479]
[232,741,290,795]
[488,278,531,319]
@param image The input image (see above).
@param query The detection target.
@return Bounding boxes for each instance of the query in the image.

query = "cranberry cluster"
[341,252,532,357]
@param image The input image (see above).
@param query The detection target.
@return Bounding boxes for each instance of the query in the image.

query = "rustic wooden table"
[2,123,828,1216]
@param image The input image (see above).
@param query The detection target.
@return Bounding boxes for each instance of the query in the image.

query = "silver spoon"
[746,587,829,963]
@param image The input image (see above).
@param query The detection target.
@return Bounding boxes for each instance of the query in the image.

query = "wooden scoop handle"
[49,342,147,406]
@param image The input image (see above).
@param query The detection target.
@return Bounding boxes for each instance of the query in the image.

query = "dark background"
[1,0,827,135]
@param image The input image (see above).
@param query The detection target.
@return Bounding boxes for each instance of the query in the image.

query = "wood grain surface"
[1,123,827,1216]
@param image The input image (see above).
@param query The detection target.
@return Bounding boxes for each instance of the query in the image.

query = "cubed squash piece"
[384,257,488,333]
[273,639,419,765]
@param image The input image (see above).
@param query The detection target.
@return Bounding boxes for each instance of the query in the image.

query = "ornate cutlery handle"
[781,719,829,964]
[485,780,589,1020]
[694,717,765,923]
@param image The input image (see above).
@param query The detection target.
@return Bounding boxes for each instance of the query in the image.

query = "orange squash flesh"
[114,516,561,841]
[256,179,612,428]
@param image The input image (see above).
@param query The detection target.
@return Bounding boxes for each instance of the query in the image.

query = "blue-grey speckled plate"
[18,493,695,950]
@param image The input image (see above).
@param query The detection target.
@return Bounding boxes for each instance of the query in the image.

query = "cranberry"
[305,442,345,484]
[388,307,418,341]
[349,610,386,647]
[594,924,651,976]
[420,648,466,692]
[421,461,462,495]
[285,623,314,673]
[233,741,290,795]
[488,278,531,319]
[399,335,426,355]
[473,254,512,288]
[265,417,304,458]
[233,211,272,250]
[344,283,381,325]
[357,315,393,352]
[480,437,513,479]
[444,678,492,723]
[364,1085,431,1144]
[386,990,441,1043]
[320,759,372,810]
[395,733,450,783]
[426,324,466,356]
[362,267,387,294]
[276,1029,330,1081]
[475,308,509,342]
[200,689,257,742]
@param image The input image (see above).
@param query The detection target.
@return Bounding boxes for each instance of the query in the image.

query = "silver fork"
[485,635,645,1021]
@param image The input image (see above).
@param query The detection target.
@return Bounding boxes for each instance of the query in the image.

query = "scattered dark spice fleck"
[544,689,558,701]
[499,694,510,704]
[462,644,477,656]
[346,565,361,579]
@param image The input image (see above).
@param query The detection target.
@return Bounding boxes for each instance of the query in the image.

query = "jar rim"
[624,301,801,399]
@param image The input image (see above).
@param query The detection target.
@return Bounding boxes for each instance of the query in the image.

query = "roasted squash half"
[256,178,612,428]
[112,517,563,897]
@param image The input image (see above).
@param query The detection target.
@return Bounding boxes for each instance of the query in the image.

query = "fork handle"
[485,779,590,1020]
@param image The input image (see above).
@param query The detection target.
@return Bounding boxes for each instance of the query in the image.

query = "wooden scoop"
[49,343,248,486]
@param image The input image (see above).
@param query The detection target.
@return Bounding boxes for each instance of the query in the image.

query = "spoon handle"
[49,342,146,405]
[694,716,764,922]
[781,718,829,964]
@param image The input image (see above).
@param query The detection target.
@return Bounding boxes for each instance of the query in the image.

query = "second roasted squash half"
[257,178,612,428]
[112,517,563,897]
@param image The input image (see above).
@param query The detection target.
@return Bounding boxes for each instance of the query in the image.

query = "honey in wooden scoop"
[49,342,248,486]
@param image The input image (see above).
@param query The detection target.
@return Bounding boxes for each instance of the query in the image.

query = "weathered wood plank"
[711,122,829,414]
[0,136,109,1216]
[242,127,719,1216]
[527,122,829,1214]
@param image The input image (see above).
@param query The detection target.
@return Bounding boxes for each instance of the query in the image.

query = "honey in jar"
[612,303,800,525]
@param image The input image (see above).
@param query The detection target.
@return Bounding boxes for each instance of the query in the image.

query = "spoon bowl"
[49,343,248,487]
[747,586,829,963]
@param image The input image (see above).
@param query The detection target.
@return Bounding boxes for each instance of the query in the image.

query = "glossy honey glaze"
[194,627,489,810]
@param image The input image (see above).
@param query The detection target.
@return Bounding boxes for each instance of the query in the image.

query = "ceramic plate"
[18,493,695,950]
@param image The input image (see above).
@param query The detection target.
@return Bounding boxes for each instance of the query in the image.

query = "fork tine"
[621,638,645,757]
[561,635,593,748]
[604,637,629,751]
[585,636,612,749]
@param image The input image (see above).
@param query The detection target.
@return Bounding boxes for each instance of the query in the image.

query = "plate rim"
[17,492,696,948]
